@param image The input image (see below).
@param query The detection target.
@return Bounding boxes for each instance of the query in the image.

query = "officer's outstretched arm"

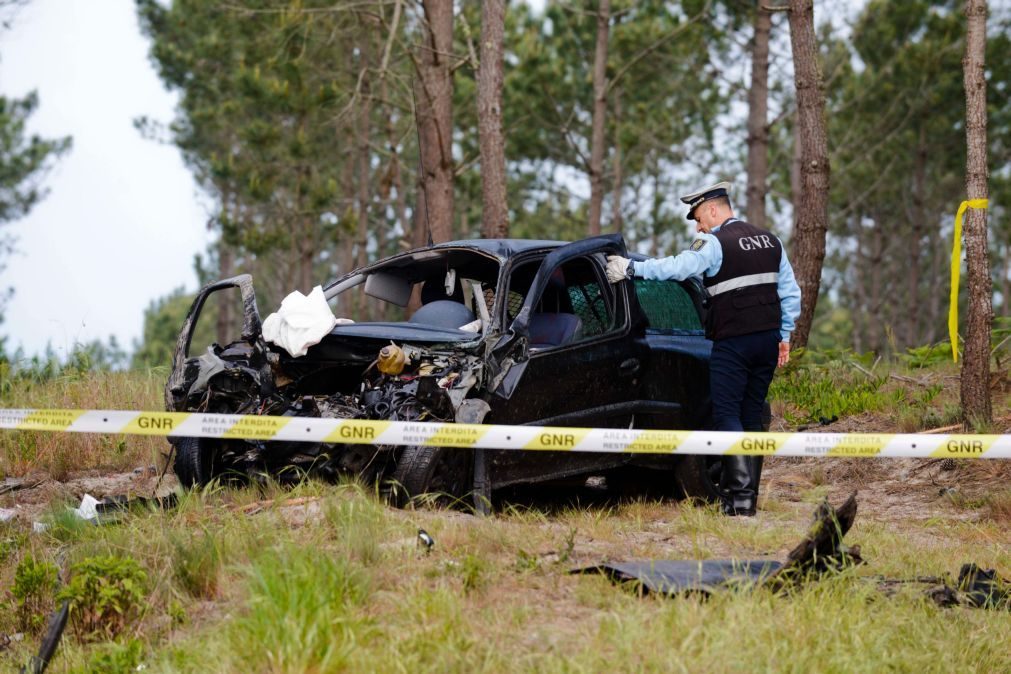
[630,235,721,282]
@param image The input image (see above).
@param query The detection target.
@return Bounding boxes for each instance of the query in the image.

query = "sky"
[1,0,212,358]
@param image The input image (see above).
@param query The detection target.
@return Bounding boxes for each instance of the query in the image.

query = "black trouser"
[709,329,779,507]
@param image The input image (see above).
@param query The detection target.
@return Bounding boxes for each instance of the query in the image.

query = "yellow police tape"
[949,198,989,362]
[1,408,1008,459]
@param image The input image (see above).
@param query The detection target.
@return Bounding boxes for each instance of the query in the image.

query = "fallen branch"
[922,423,962,435]
[0,477,44,496]
[889,373,932,386]
[923,415,1011,434]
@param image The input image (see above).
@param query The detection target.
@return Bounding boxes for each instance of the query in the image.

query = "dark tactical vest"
[703,218,782,341]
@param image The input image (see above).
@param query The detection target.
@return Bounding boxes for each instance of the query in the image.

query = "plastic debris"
[71,494,100,521]
[417,529,435,553]
[576,493,861,596]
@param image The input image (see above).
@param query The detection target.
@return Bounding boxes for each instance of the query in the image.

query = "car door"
[488,235,650,429]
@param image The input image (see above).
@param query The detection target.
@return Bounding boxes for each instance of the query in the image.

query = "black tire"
[673,455,724,503]
[388,445,472,508]
[171,437,220,488]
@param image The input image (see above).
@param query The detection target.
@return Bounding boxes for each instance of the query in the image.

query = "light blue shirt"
[632,219,802,342]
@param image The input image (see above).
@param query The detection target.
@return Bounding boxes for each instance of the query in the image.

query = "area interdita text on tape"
[1,409,1008,459]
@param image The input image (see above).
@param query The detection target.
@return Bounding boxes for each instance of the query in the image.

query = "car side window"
[530,257,618,349]
[634,279,703,332]
[564,260,615,338]
[506,255,621,349]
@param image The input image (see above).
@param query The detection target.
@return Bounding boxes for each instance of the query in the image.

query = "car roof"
[422,238,567,259]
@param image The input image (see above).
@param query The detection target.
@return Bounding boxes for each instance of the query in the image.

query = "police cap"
[680,181,732,220]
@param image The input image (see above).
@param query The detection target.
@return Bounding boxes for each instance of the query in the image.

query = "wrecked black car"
[165,234,732,507]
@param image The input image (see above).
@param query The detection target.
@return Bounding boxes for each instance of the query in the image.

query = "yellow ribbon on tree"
[949,198,989,361]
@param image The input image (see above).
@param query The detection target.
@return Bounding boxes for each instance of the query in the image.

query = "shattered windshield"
[325,248,502,334]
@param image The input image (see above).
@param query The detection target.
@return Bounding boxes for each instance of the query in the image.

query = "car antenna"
[411,87,435,247]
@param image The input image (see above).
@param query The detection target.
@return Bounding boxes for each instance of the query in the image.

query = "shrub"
[58,555,147,642]
[11,555,59,631]
[82,638,144,674]
[461,553,487,593]
[223,546,370,672]
[0,529,27,565]
[323,491,384,564]
[770,364,887,425]
[169,528,222,599]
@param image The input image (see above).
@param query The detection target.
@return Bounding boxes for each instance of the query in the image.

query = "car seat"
[528,312,582,348]
[409,300,476,329]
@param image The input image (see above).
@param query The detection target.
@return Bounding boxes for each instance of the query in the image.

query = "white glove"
[605,255,632,284]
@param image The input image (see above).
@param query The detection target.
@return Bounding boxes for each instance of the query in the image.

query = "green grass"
[769,352,891,425]
[1,483,1007,673]
[769,347,1010,431]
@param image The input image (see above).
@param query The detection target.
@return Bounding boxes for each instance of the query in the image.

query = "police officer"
[605,181,801,516]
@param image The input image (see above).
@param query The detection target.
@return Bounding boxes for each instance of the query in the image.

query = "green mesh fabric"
[567,283,612,336]
[634,279,703,331]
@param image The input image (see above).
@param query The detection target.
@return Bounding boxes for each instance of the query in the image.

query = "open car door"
[480,234,652,489]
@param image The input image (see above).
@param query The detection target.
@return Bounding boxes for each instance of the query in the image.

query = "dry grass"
[1,483,1008,673]
[984,489,1011,524]
[0,369,166,479]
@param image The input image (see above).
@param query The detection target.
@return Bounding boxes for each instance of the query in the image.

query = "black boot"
[719,456,756,516]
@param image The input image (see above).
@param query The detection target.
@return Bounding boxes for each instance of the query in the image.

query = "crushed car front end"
[164,243,516,489]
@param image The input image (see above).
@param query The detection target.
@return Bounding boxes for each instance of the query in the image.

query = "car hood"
[283,321,482,364]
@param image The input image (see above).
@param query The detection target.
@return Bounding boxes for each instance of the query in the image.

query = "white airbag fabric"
[262,286,337,358]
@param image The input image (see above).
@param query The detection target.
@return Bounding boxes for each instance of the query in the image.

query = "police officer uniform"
[606,181,801,516]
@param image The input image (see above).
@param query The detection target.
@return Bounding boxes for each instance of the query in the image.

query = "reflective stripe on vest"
[707,272,780,296]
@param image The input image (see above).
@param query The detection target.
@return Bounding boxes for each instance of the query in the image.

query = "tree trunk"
[611,86,624,234]
[650,167,661,257]
[790,117,802,231]
[394,154,409,252]
[298,216,315,294]
[867,221,884,354]
[787,0,830,349]
[587,0,610,236]
[407,172,429,314]
[477,0,508,239]
[746,2,772,228]
[926,217,944,342]
[1002,245,1010,317]
[960,0,992,426]
[355,28,373,317]
[215,189,234,346]
[215,236,234,345]
[335,154,357,318]
[377,75,402,321]
[850,215,865,353]
[415,0,454,244]
[907,128,927,347]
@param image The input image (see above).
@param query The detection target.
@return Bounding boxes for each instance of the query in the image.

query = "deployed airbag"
[262,286,337,357]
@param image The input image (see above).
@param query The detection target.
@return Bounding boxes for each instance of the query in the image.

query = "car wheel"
[673,455,724,503]
[171,437,222,488]
[388,445,472,508]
